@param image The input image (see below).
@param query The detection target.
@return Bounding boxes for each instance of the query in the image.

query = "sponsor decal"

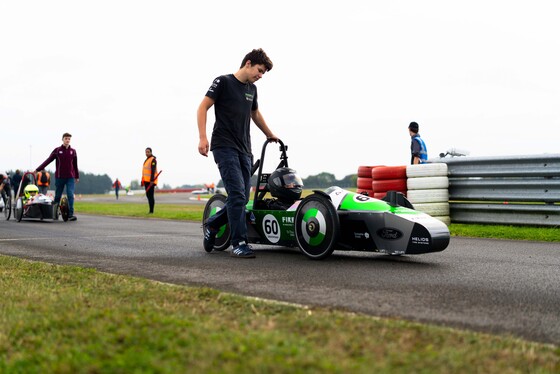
[282,216,294,224]
[411,236,430,245]
[262,214,281,243]
[250,212,256,224]
[353,232,371,240]
[376,228,403,240]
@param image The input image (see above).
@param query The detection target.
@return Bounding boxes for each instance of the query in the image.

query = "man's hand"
[198,138,209,157]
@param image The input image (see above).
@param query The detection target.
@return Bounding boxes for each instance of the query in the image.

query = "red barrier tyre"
[372,178,407,193]
[357,177,373,190]
[357,165,384,178]
[372,165,407,180]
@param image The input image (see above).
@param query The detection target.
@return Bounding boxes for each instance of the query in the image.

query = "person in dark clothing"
[197,48,278,258]
[35,132,80,221]
[409,122,428,165]
[112,178,122,200]
[11,169,22,199]
[141,148,158,213]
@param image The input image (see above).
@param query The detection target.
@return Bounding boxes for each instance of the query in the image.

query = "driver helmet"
[267,167,303,203]
[24,184,39,199]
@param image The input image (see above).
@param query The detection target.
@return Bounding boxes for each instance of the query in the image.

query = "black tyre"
[295,193,340,260]
[15,198,24,222]
[60,197,69,222]
[202,194,230,251]
[2,192,11,220]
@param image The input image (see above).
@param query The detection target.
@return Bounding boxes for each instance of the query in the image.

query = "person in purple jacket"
[35,132,80,221]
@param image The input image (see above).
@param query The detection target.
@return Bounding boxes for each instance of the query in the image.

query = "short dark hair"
[408,122,419,133]
[62,132,72,139]
[240,48,273,71]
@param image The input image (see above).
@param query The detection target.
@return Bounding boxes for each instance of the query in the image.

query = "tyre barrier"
[406,163,450,225]
[371,166,408,199]
[406,163,448,178]
[357,165,384,178]
[357,177,373,190]
[406,188,449,204]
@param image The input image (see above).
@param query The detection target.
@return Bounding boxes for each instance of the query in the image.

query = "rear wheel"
[15,198,24,222]
[295,193,339,260]
[60,197,69,222]
[202,194,230,251]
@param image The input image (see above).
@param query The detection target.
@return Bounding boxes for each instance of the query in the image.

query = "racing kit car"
[10,172,70,222]
[203,140,450,260]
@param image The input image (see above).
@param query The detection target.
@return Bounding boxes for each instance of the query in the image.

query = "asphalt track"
[1,212,559,345]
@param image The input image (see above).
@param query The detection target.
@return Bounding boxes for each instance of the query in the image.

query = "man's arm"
[251,109,278,141]
[197,96,215,157]
[35,150,56,173]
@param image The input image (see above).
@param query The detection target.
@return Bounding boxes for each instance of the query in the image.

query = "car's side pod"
[382,191,415,210]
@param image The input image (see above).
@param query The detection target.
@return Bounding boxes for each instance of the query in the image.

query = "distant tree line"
[217,172,357,189]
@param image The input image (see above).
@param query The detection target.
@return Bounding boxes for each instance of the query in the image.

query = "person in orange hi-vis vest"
[141,147,158,213]
[36,169,51,195]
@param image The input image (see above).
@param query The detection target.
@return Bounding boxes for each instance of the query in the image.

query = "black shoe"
[203,225,219,252]
[68,216,77,221]
[230,242,255,258]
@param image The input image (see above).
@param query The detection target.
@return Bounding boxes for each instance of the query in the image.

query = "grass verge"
[1,256,558,373]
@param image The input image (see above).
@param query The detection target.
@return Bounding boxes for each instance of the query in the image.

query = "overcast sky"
[1,1,558,187]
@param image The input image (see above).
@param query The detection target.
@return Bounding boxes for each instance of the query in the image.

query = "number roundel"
[294,193,339,260]
[202,194,231,251]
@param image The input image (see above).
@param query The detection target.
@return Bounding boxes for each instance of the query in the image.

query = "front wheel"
[60,197,69,222]
[202,194,230,251]
[294,193,340,260]
[15,198,24,222]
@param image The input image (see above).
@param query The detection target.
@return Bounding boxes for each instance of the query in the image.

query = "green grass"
[1,256,558,373]
[75,202,205,221]
[450,223,560,242]
[75,201,560,242]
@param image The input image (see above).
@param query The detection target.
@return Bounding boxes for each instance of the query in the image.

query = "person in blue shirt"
[409,122,428,164]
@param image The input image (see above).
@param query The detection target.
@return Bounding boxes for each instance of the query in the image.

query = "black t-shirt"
[206,74,258,155]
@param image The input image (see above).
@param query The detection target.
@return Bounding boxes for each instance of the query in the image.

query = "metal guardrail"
[436,154,560,226]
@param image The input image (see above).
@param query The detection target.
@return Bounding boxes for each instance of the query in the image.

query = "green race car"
[203,140,450,260]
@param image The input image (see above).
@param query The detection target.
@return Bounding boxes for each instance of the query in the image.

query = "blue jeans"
[206,147,252,248]
[54,178,76,217]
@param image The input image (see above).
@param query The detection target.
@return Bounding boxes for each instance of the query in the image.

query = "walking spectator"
[112,178,123,200]
[11,169,22,199]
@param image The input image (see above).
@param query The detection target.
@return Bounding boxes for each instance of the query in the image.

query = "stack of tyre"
[356,165,378,196]
[406,163,450,225]
[371,165,407,199]
[356,165,408,199]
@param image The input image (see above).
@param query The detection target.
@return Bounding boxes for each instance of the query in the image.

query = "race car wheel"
[3,194,11,220]
[60,197,69,222]
[295,193,339,260]
[202,193,230,251]
[15,198,24,222]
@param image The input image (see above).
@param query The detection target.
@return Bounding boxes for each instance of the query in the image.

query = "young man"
[409,122,428,165]
[141,148,158,213]
[197,48,278,258]
[35,132,79,221]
